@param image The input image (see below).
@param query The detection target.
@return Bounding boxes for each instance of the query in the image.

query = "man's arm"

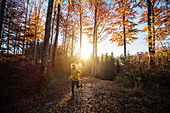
[69,71,73,79]
[77,68,82,77]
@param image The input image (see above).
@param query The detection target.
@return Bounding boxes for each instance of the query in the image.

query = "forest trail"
[46,77,143,113]
[2,77,155,113]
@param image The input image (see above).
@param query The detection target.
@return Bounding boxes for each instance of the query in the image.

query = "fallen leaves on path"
[2,77,167,113]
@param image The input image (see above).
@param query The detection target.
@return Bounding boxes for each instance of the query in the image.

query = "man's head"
[71,64,76,70]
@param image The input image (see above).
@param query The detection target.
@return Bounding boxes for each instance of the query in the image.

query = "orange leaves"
[87,34,93,39]
[58,0,62,6]
[108,0,139,46]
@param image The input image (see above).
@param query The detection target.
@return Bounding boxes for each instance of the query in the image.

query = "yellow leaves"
[84,0,87,7]
[52,0,57,12]
[109,38,116,42]
[87,34,93,39]
[105,28,109,32]
[58,0,62,6]
[88,0,92,8]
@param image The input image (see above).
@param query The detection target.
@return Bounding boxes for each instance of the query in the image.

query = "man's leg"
[76,81,82,89]
[72,81,75,96]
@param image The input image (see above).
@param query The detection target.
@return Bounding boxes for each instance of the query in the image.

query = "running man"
[69,64,82,97]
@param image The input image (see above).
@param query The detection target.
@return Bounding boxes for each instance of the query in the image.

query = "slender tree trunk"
[0,28,4,51]
[95,16,98,76]
[14,39,16,54]
[64,12,69,54]
[79,0,82,57]
[34,8,37,61]
[34,28,37,61]
[0,0,6,40]
[25,3,33,55]
[147,0,153,66]
[23,0,29,55]
[152,4,155,65]
[49,3,57,60]
[92,6,97,76]
[41,0,54,76]
[95,3,98,76]
[52,3,61,67]
[71,30,74,57]
[7,28,9,54]
[123,13,126,57]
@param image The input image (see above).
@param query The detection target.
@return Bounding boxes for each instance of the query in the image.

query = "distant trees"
[0,0,6,42]
[139,0,170,66]
[1,0,25,54]
[109,0,139,57]
[0,0,169,76]
[52,3,61,67]
[0,0,46,56]
[41,0,54,76]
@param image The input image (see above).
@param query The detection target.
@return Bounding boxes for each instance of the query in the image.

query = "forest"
[0,0,169,112]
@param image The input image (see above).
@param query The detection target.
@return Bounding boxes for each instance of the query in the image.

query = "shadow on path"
[47,77,142,113]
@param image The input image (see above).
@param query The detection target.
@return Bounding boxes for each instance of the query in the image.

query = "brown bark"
[23,0,29,55]
[41,0,54,76]
[123,13,126,57]
[71,30,74,57]
[0,0,6,39]
[49,2,57,61]
[151,5,155,54]
[52,3,61,67]
[147,0,154,66]
[92,6,97,76]
[0,0,6,49]
[79,0,82,57]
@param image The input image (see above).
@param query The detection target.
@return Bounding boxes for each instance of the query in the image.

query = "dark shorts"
[72,80,80,89]
[72,80,80,96]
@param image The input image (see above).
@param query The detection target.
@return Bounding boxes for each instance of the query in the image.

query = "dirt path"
[46,77,143,113]
[3,77,163,113]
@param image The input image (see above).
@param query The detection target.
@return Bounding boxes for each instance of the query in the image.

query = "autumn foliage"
[0,0,169,112]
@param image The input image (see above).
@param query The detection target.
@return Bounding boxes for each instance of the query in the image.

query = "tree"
[52,3,61,67]
[1,0,26,54]
[138,0,170,66]
[79,0,82,57]
[31,0,45,62]
[41,0,54,76]
[147,0,153,65]
[0,0,6,41]
[109,0,139,57]
[82,0,112,76]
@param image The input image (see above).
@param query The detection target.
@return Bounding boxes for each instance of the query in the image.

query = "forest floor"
[1,76,169,113]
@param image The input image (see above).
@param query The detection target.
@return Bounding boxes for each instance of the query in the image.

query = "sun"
[80,34,92,60]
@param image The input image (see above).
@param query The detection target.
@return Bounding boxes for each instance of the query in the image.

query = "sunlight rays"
[80,34,92,60]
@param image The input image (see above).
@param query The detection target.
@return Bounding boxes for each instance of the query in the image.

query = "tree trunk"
[123,13,126,57]
[7,28,9,54]
[0,0,6,40]
[71,30,74,57]
[41,0,54,76]
[92,6,97,76]
[33,28,37,61]
[64,23,67,54]
[34,7,37,62]
[64,10,70,55]
[52,3,61,67]
[49,2,57,61]
[79,0,82,57]
[95,15,98,76]
[147,0,153,66]
[23,0,29,55]
[151,4,155,65]
[0,27,4,51]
